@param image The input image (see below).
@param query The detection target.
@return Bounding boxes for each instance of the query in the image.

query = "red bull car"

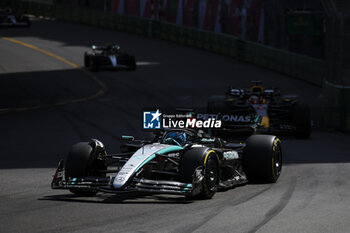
[207,81,311,139]
[52,129,282,199]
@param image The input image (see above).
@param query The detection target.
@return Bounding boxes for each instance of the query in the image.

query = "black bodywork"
[207,81,311,138]
[84,44,136,71]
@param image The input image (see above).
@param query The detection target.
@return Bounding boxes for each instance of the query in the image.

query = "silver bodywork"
[113,143,172,189]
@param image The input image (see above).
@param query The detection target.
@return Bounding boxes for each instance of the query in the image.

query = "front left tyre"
[65,141,106,196]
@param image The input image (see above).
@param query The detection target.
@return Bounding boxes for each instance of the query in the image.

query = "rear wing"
[226,87,281,98]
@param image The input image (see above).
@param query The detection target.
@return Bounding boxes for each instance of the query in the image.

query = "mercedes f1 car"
[52,129,282,199]
[0,9,30,27]
[84,44,136,71]
[207,81,311,138]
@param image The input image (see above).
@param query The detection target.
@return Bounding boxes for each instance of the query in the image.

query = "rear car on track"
[84,44,136,71]
[52,129,282,199]
[207,81,311,138]
[0,8,30,27]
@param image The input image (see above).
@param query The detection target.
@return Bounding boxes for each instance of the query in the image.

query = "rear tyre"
[179,148,219,199]
[293,104,311,139]
[243,135,282,183]
[65,142,106,196]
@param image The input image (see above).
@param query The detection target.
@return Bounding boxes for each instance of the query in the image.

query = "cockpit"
[162,131,188,147]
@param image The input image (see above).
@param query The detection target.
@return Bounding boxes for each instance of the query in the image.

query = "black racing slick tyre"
[293,104,311,139]
[201,153,219,198]
[65,142,106,196]
[179,148,219,199]
[243,135,282,183]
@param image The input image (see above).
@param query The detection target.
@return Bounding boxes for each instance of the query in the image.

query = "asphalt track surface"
[1,18,350,233]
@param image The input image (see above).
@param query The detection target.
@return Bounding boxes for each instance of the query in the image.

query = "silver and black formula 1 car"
[0,9,30,27]
[52,129,282,199]
[84,44,136,71]
[207,81,311,139]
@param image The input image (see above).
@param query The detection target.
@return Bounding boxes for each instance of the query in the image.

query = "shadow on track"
[0,69,99,109]
[39,192,194,204]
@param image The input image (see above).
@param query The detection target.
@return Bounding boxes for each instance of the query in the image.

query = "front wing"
[51,160,199,196]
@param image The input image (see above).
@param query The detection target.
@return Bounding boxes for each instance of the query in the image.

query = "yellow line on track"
[0,37,107,115]
[3,37,80,68]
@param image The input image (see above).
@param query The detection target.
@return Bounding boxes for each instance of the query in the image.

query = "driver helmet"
[250,95,260,104]
[113,44,120,52]
[164,131,187,146]
[230,88,242,96]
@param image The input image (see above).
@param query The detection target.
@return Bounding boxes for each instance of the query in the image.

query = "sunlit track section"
[0,37,107,115]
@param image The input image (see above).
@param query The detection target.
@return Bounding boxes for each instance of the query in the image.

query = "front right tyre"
[201,152,219,198]
[243,135,282,183]
[179,148,219,199]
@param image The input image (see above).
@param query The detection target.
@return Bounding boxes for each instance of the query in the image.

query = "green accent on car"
[181,184,192,193]
[70,178,77,186]
[121,135,134,141]
[135,154,156,172]
[157,146,183,155]
[254,116,260,123]
[182,187,190,193]
[134,146,183,173]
